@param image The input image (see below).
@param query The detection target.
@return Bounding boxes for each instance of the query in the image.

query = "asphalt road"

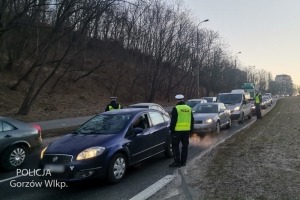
[0,103,274,200]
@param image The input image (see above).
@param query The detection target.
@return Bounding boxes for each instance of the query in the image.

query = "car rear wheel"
[215,122,220,134]
[238,113,245,124]
[164,136,173,158]
[1,145,27,171]
[226,118,232,129]
[107,153,127,184]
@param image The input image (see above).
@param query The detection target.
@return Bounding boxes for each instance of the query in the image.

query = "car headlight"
[40,146,47,159]
[205,119,213,124]
[234,106,240,111]
[76,147,105,160]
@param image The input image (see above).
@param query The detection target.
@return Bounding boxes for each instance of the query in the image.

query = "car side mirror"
[133,127,144,135]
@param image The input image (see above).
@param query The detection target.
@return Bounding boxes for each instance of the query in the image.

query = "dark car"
[0,116,42,171]
[40,108,173,183]
[192,103,231,134]
[128,103,170,117]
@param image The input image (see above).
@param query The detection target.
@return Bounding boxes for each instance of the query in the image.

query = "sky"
[183,0,300,86]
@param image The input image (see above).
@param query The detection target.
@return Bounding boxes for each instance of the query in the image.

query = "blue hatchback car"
[40,108,172,183]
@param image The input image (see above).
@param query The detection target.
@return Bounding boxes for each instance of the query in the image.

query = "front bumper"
[39,154,108,181]
[193,123,215,133]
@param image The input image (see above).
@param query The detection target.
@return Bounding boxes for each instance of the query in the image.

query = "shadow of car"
[39,108,173,183]
[0,116,42,171]
[192,103,231,135]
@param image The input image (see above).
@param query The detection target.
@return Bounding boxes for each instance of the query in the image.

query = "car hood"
[46,133,120,155]
[193,113,217,120]
[224,104,240,110]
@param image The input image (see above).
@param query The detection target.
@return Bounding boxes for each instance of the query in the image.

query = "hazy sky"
[183,0,300,86]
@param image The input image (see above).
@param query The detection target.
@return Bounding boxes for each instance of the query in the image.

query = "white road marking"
[129,175,175,200]
[0,175,23,183]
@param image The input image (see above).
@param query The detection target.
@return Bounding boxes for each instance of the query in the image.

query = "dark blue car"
[40,108,172,183]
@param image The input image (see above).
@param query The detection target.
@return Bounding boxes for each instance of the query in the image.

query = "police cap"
[175,94,184,100]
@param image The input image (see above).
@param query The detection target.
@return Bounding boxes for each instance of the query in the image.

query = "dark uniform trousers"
[171,131,190,165]
[255,103,261,118]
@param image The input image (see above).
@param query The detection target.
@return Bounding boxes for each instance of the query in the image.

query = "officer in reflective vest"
[105,97,122,112]
[254,91,262,119]
[169,94,194,168]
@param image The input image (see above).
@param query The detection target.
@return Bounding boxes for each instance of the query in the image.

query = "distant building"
[275,74,293,95]
[275,74,292,83]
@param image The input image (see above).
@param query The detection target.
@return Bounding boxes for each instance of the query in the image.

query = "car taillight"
[33,124,42,139]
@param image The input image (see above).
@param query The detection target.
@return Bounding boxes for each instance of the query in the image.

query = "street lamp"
[234,51,241,68]
[234,51,241,88]
[196,19,209,98]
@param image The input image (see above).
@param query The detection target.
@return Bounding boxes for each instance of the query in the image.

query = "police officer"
[254,91,262,119]
[105,97,122,111]
[169,94,194,167]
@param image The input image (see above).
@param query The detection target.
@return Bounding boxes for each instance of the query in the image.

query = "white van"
[217,93,252,123]
[231,89,251,100]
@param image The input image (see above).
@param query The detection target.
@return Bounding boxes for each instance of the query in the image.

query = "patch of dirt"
[149,97,300,199]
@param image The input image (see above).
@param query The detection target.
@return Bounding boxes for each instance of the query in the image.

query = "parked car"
[202,97,217,102]
[128,103,170,117]
[217,93,252,123]
[186,99,207,108]
[40,108,173,183]
[0,116,42,171]
[192,102,231,134]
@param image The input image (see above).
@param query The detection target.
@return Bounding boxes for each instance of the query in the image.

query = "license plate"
[44,164,65,173]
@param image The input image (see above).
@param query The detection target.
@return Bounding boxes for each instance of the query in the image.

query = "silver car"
[192,103,231,134]
[186,99,207,108]
[0,116,42,170]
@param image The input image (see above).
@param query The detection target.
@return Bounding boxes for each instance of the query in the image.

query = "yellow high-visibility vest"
[109,105,121,110]
[255,94,261,103]
[175,105,192,131]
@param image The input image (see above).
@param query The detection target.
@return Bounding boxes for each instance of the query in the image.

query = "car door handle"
[5,134,12,138]
[149,132,154,134]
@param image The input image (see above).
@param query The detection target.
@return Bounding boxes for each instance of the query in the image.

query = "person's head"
[175,94,184,102]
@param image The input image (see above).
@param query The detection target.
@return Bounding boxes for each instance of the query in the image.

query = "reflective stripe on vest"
[255,95,261,103]
[109,105,121,110]
[175,105,192,131]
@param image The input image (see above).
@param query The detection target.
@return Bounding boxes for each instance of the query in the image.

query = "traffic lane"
[0,107,271,200]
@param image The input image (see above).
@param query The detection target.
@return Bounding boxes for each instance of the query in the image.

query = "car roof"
[197,102,222,106]
[129,103,160,107]
[101,108,155,115]
[187,99,207,101]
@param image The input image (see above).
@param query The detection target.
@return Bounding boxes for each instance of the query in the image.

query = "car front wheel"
[107,153,127,184]
[215,122,220,134]
[1,145,27,171]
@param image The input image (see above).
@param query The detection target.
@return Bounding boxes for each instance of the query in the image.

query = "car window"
[132,114,149,129]
[77,114,131,134]
[149,111,165,126]
[1,121,16,132]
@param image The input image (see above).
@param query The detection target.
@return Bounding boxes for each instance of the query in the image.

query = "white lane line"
[130,175,175,200]
[0,175,23,183]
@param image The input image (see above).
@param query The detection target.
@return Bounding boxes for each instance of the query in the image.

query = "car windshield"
[203,97,213,102]
[186,101,200,108]
[193,104,218,113]
[218,94,242,104]
[76,114,132,135]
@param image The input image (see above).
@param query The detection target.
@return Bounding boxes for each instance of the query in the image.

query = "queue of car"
[1,92,273,184]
